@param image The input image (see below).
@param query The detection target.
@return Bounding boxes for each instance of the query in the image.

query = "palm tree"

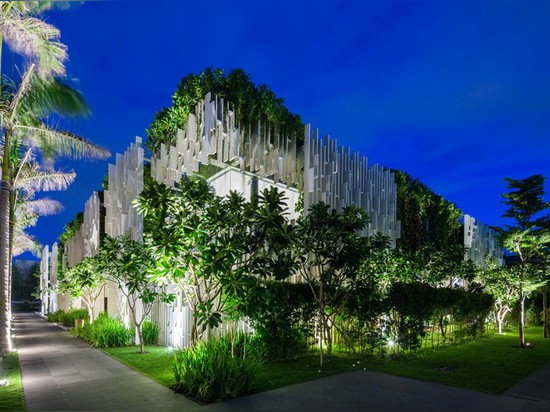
[0,68,110,356]
[8,143,75,308]
[0,1,67,78]
[0,1,99,356]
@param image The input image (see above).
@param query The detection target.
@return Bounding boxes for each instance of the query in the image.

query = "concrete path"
[14,312,549,411]
[15,312,201,411]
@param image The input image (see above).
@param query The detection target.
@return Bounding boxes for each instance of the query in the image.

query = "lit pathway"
[14,312,549,411]
[14,312,201,411]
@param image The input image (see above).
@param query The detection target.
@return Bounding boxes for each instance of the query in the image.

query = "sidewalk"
[15,312,201,411]
[14,312,549,411]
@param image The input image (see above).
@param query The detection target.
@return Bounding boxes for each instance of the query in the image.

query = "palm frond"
[16,166,75,192]
[3,16,67,78]
[12,231,41,257]
[8,64,36,124]
[25,198,63,216]
[15,124,110,160]
[18,75,90,121]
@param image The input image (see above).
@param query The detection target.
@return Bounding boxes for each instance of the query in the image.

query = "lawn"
[0,351,26,411]
[101,345,176,387]
[365,326,550,394]
[103,326,550,396]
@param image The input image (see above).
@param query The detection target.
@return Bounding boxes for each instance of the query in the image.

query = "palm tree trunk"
[0,127,13,357]
[8,190,15,325]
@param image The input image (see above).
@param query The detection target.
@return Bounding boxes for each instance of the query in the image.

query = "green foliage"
[96,235,174,352]
[0,352,25,412]
[135,176,293,343]
[172,336,262,403]
[142,319,160,345]
[392,170,462,253]
[58,211,84,246]
[293,202,370,358]
[388,282,493,351]
[246,282,316,360]
[57,211,84,279]
[501,174,548,231]
[104,327,550,396]
[47,308,88,327]
[57,256,105,321]
[146,67,304,155]
[76,312,132,348]
[46,309,66,323]
[498,174,549,346]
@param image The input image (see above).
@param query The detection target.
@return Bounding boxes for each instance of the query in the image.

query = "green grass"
[0,352,26,411]
[103,326,550,396]
[364,326,550,394]
[102,346,176,387]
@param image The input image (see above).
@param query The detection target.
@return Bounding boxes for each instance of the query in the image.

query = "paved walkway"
[13,312,550,411]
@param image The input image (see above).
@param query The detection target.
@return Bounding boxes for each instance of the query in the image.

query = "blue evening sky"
[18,0,550,254]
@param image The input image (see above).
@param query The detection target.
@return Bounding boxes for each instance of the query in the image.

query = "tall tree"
[97,236,173,353]
[58,256,105,323]
[293,202,369,365]
[0,66,109,356]
[1,1,104,356]
[135,176,294,344]
[499,174,549,347]
[0,1,66,356]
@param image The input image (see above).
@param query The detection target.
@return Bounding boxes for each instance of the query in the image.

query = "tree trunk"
[519,294,526,347]
[318,282,324,366]
[318,311,323,367]
[0,127,13,357]
[191,315,198,345]
[543,285,548,339]
[519,259,526,347]
[8,189,15,322]
[137,322,144,353]
[87,306,93,325]
[324,315,332,356]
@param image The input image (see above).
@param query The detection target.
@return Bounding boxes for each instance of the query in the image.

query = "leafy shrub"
[63,308,89,327]
[142,319,159,345]
[246,282,316,360]
[388,283,494,351]
[46,308,89,327]
[172,336,262,403]
[47,310,66,323]
[77,312,132,348]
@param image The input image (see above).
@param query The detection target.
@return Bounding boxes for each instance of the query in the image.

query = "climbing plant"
[146,67,304,155]
[392,170,462,253]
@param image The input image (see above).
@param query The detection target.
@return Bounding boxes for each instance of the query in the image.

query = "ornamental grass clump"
[47,308,89,326]
[64,308,89,327]
[142,319,160,345]
[46,309,66,323]
[172,336,262,403]
[77,312,132,348]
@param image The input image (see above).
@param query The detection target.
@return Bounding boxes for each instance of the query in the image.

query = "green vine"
[146,67,304,156]
[392,169,462,252]
[58,211,84,246]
